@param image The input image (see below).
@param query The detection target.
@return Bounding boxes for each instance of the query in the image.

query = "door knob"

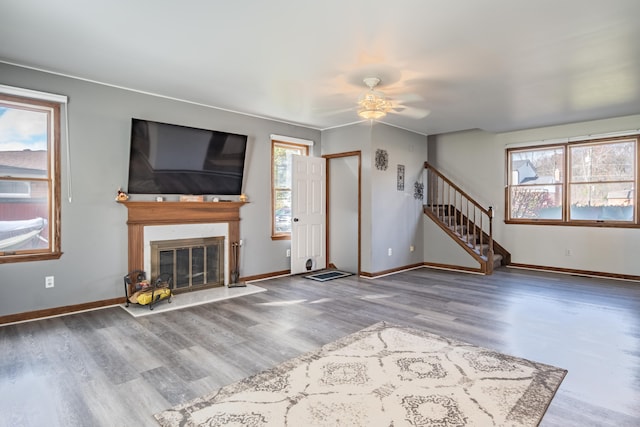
[293,218,299,222]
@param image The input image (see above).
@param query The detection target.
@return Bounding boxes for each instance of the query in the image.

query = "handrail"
[424,162,492,217]
[424,162,494,273]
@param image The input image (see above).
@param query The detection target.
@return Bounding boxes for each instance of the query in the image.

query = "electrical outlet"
[565,249,572,256]
[410,245,415,252]
[286,249,291,258]
[45,276,54,288]
[388,248,392,256]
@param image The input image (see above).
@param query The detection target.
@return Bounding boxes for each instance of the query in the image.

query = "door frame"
[324,151,361,275]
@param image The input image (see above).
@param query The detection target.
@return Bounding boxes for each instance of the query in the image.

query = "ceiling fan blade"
[314,106,356,117]
[391,106,431,119]
[391,93,424,103]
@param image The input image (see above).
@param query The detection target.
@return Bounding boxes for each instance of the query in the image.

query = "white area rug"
[155,322,566,426]
[120,284,266,317]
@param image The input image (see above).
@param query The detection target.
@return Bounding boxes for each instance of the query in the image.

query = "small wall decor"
[414,181,424,200]
[375,149,389,171]
[397,165,405,191]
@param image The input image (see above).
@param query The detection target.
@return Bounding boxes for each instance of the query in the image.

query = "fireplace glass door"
[151,237,224,292]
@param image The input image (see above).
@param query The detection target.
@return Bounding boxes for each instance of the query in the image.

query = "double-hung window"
[271,139,309,239]
[568,139,635,222]
[506,135,638,226]
[508,146,565,221]
[0,92,62,262]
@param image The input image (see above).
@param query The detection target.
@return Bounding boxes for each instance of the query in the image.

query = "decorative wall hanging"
[397,165,405,191]
[375,149,388,171]
[414,181,424,200]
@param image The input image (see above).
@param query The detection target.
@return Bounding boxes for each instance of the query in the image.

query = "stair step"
[493,254,503,269]
[428,205,506,271]
[479,253,503,266]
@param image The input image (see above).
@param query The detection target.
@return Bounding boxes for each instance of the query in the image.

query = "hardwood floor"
[1,267,639,426]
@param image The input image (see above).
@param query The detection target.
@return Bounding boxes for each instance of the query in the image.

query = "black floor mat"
[304,270,353,282]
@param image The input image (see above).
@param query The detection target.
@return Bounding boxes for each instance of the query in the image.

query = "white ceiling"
[2,0,640,135]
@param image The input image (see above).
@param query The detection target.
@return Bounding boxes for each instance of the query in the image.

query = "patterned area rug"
[154,322,566,426]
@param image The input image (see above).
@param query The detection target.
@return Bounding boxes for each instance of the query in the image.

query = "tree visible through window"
[508,147,564,220]
[507,136,638,225]
[568,140,635,221]
[0,93,61,262]
[272,140,308,239]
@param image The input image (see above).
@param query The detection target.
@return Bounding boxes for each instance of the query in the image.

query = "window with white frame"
[0,92,62,262]
[506,135,638,225]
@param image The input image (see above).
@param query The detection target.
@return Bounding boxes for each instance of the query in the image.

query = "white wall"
[427,114,640,276]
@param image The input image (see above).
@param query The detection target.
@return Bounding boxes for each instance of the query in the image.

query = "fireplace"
[151,236,225,292]
[143,223,229,286]
[119,201,245,286]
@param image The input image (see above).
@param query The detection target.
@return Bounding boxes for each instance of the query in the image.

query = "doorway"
[325,151,361,275]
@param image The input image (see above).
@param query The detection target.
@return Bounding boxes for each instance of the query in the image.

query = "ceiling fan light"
[358,107,387,120]
[356,77,393,120]
[358,94,391,120]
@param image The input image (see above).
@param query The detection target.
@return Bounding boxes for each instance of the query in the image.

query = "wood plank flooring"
[1,266,639,426]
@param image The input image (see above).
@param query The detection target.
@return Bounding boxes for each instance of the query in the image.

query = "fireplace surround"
[119,201,245,286]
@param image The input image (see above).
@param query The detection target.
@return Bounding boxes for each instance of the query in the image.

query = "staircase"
[423,162,510,274]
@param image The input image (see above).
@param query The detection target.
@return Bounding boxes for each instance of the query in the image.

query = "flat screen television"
[126,118,248,195]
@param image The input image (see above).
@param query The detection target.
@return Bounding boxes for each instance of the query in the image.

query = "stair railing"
[424,162,494,273]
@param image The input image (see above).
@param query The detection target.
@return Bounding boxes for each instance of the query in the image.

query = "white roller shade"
[270,134,314,146]
[0,84,68,104]
[506,129,640,149]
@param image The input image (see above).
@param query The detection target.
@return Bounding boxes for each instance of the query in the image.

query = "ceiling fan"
[357,77,430,121]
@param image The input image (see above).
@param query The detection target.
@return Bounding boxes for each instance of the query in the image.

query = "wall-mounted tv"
[126,118,248,195]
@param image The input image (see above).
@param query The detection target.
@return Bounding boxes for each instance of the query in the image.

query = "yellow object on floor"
[134,288,172,305]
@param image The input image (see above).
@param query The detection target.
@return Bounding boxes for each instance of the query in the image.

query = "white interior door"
[291,155,326,274]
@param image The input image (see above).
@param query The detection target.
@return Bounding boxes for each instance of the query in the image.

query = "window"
[0,93,62,262]
[506,135,638,226]
[568,140,635,221]
[271,139,309,239]
[508,146,565,220]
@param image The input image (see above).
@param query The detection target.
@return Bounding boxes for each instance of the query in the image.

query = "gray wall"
[0,63,320,317]
[427,115,640,276]
[423,217,481,269]
[328,156,359,273]
[322,122,428,275]
[370,124,427,273]
[321,124,372,271]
